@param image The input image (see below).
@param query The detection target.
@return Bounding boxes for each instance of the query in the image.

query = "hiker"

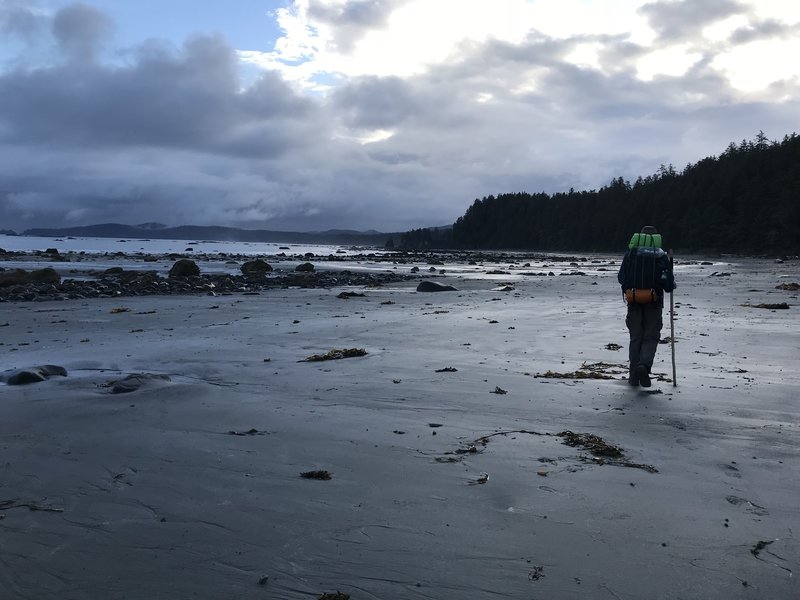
[617,226,675,387]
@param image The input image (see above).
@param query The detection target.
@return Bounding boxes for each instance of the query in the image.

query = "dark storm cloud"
[0,0,46,40]
[639,0,746,41]
[0,32,316,157]
[1,1,798,235]
[306,0,412,52]
[329,75,421,128]
[51,2,113,62]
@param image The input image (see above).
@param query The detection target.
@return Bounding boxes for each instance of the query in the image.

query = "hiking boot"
[628,368,639,386]
[637,364,651,388]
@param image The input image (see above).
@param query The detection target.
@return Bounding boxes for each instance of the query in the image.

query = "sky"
[0,0,798,233]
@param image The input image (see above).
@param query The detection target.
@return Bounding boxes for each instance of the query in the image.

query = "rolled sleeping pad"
[628,232,662,248]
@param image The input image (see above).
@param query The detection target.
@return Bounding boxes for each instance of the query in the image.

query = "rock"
[0,268,30,287]
[416,281,457,292]
[29,267,60,284]
[169,259,200,277]
[104,267,125,275]
[108,373,171,394]
[4,365,68,385]
[295,262,315,272]
[45,248,59,255]
[241,259,273,276]
[0,268,60,287]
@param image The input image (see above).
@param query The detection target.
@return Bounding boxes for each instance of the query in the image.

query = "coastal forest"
[402,132,800,255]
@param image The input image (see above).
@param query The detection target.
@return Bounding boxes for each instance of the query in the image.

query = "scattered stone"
[775,282,799,291]
[528,566,545,581]
[435,367,458,372]
[301,348,367,362]
[468,472,489,485]
[3,364,68,385]
[490,386,507,394]
[337,291,365,299]
[605,343,623,351]
[110,307,130,314]
[1,267,411,302]
[416,281,457,292]
[295,262,315,272]
[301,470,332,480]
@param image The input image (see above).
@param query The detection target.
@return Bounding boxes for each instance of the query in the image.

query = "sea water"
[0,234,366,257]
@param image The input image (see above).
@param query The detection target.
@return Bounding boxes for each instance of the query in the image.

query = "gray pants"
[626,302,663,371]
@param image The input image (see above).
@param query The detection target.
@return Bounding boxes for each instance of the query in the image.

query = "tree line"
[400,132,799,255]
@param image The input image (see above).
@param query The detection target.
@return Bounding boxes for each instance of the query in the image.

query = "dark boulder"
[295,262,315,272]
[241,259,273,276]
[29,267,60,284]
[0,268,60,287]
[169,259,200,277]
[416,281,457,292]
[0,269,29,287]
[4,365,68,385]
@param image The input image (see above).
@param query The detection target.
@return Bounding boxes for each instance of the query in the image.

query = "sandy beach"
[1,252,798,599]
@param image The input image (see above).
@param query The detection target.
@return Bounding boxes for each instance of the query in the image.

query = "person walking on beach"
[617,226,675,387]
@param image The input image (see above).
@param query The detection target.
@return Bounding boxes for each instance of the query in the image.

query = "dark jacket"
[617,247,675,296]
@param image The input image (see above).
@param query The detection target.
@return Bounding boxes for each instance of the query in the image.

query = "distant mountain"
[136,222,168,230]
[22,223,402,247]
[0,230,17,236]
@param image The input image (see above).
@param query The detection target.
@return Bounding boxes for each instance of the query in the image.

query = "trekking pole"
[668,249,676,386]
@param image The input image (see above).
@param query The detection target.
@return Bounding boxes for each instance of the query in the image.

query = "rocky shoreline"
[0,267,413,303]
[0,248,597,303]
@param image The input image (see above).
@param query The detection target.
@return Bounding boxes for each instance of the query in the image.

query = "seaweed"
[301,348,367,362]
[300,470,332,480]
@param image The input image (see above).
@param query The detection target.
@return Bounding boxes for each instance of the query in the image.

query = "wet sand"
[1,255,798,599]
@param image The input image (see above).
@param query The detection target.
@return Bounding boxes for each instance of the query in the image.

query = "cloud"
[306,0,412,52]
[0,0,799,234]
[639,0,746,41]
[0,0,47,40]
[0,33,317,157]
[51,2,114,62]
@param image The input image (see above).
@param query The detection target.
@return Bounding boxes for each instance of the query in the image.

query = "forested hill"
[448,132,799,255]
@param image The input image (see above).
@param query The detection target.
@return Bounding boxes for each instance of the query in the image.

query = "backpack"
[630,246,660,290]
[622,231,666,304]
